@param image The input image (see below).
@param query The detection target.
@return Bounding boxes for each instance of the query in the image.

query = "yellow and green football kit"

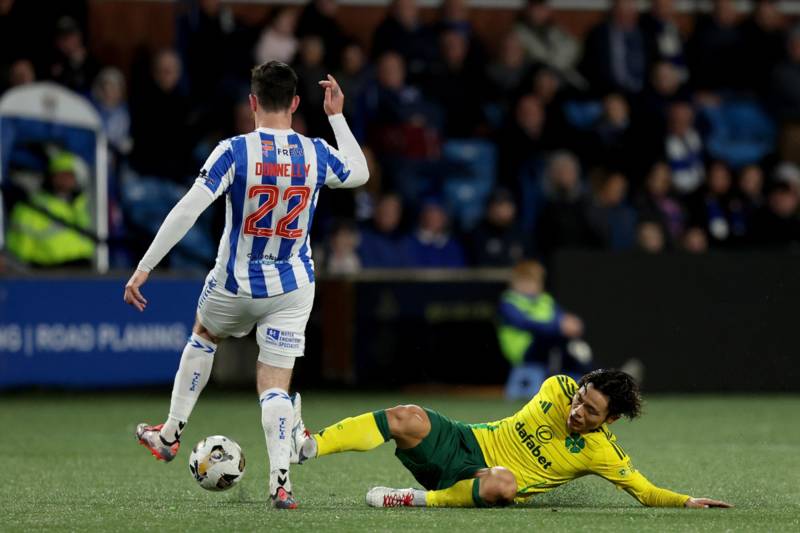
[312,375,690,507]
[470,375,690,507]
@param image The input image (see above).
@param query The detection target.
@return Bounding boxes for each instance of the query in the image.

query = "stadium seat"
[120,171,216,269]
[440,140,497,231]
[699,99,776,169]
[564,100,604,131]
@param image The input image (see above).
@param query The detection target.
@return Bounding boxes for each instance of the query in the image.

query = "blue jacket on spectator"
[406,231,466,268]
[358,226,412,268]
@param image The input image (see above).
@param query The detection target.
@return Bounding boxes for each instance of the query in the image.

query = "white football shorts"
[196,276,314,369]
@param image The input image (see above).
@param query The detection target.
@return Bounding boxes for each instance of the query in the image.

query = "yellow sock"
[425,478,485,508]
[313,410,391,457]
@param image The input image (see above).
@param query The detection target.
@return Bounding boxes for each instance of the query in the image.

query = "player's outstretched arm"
[318,74,369,189]
[122,185,214,311]
[684,497,733,509]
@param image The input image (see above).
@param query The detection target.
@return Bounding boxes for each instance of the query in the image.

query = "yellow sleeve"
[591,443,690,507]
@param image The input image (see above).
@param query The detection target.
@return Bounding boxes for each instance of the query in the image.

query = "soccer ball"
[188,435,246,491]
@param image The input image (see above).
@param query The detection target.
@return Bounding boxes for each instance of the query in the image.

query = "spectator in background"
[770,26,800,165]
[254,6,299,65]
[497,94,547,192]
[535,151,601,256]
[637,61,687,149]
[296,0,347,68]
[335,42,370,121]
[750,180,800,248]
[8,58,36,88]
[738,0,785,97]
[636,220,666,253]
[683,226,709,253]
[737,163,765,233]
[406,200,465,268]
[92,67,132,157]
[687,0,741,92]
[49,16,98,95]
[639,0,688,82]
[687,160,746,247]
[356,52,436,143]
[585,93,637,173]
[586,170,637,250]
[293,36,328,137]
[426,30,487,138]
[580,0,646,95]
[6,152,95,267]
[433,0,486,70]
[513,0,585,89]
[358,192,411,268]
[771,27,800,118]
[486,33,530,118]
[468,188,526,267]
[176,0,250,105]
[129,49,193,184]
[635,161,685,246]
[326,221,362,275]
[371,0,436,82]
[529,67,571,149]
[497,260,590,400]
[0,0,33,86]
[664,100,704,195]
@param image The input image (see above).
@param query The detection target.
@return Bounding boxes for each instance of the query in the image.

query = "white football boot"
[366,487,419,508]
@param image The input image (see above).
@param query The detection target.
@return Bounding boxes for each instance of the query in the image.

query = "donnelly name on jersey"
[515,421,553,469]
[255,162,311,178]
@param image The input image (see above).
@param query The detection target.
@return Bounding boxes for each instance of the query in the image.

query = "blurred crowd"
[3,0,800,271]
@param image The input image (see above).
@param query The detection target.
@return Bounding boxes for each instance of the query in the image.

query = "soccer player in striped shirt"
[123,61,368,509]
[292,369,732,510]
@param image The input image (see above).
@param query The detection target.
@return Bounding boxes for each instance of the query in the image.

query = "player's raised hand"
[124,270,150,312]
[319,74,344,116]
[684,497,733,509]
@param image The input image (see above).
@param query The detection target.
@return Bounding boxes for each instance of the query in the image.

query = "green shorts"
[395,408,488,490]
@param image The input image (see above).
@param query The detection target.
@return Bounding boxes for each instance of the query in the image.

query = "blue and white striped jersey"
[195,124,364,298]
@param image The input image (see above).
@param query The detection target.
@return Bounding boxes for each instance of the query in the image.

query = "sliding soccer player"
[293,369,731,509]
[124,61,368,509]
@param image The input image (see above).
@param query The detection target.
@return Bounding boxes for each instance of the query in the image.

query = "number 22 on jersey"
[243,185,311,239]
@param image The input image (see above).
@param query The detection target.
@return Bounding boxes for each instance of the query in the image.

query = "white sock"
[412,489,427,507]
[260,388,294,495]
[160,334,217,443]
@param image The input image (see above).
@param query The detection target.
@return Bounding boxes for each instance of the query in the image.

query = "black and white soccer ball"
[188,435,246,491]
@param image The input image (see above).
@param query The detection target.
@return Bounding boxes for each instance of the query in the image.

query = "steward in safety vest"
[7,152,95,266]
[497,261,592,399]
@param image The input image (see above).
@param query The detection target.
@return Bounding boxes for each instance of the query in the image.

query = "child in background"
[497,260,592,399]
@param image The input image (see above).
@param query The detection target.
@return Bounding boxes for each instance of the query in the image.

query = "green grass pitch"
[2,392,799,532]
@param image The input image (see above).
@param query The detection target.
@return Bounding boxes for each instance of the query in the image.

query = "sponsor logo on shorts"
[515,421,552,469]
[265,328,302,351]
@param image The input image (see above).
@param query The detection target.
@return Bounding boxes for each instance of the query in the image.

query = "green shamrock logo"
[565,432,586,453]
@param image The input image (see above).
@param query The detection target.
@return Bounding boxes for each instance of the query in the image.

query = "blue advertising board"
[0,277,202,388]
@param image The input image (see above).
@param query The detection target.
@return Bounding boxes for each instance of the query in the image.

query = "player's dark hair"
[578,369,642,420]
[251,60,297,112]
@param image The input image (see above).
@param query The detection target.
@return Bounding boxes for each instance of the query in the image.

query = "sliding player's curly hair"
[251,60,298,112]
[578,369,642,420]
